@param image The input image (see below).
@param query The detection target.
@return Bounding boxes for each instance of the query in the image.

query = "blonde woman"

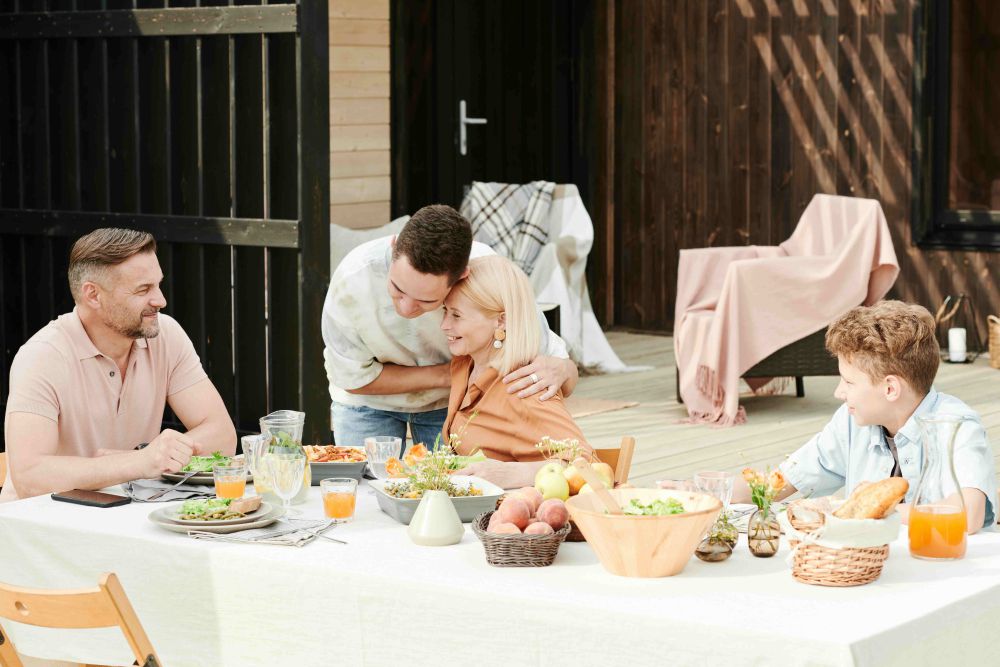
[442,256,591,489]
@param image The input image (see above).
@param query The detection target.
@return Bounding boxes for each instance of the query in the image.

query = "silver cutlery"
[145,470,201,501]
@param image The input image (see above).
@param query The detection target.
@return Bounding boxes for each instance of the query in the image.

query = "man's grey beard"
[109,314,160,339]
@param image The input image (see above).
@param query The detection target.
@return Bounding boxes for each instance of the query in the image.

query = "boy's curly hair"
[825,300,939,394]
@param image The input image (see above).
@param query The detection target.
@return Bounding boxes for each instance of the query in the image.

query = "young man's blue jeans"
[331,402,449,451]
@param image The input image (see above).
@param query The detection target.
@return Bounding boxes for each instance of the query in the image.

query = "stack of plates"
[148,501,280,534]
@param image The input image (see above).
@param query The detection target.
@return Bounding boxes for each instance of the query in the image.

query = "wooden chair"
[592,436,636,486]
[0,573,161,667]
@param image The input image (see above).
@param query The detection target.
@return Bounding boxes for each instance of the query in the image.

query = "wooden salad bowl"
[565,488,721,578]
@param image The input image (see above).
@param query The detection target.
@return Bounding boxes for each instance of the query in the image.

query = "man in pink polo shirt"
[1,228,236,502]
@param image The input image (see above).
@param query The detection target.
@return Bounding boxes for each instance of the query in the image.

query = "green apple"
[591,462,615,489]
[535,470,570,501]
[533,460,565,487]
[578,483,594,495]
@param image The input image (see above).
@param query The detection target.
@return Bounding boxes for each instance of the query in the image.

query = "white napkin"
[122,478,215,502]
[780,509,900,554]
[187,518,338,548]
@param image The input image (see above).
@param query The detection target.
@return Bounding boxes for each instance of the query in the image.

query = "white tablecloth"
[1,485,998,667]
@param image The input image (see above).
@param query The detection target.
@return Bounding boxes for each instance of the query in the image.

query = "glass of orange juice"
[214,463,247,500]
[321,478,357,523]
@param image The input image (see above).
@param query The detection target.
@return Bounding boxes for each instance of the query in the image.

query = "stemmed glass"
[694,471,735,512]
[694,471,736,543]
[262,451,306,514]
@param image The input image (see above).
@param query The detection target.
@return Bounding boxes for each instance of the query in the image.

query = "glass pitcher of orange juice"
[909,414,967,560]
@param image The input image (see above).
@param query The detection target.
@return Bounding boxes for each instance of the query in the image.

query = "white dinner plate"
[148,503,282,534]
[149,501,272,527]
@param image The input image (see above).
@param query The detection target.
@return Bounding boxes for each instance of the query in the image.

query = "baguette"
[832,478,909,520]
[229,495,262,515]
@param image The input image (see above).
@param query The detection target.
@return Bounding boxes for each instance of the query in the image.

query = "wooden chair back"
[0,573,160,667]
[593,436,636,485]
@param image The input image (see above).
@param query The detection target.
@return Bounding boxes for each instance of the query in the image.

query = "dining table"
[0,482,998,667]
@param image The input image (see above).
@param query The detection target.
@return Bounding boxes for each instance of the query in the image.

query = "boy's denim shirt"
[780,389,997,529]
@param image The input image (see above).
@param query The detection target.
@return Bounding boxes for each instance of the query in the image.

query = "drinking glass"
[364,436,403,480]
[321,478,358,523]
[694,471,735,511]
[213,463,247,499]
[262,452,306,514]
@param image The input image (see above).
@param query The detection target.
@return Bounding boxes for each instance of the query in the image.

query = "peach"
[512,486,543,514]
[488,522,522,535]
[497,497,532,530]
[524,522,555,535]
[487,512,505,531]
[536,498,569,531]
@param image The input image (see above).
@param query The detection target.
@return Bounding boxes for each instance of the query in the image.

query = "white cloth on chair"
[463,183,640,374]
[461,180,556,274]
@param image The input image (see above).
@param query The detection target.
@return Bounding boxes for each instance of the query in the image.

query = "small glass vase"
[747,506,780,558]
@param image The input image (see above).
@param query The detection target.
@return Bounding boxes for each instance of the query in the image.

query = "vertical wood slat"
[107,36,140,212]
[78,37,110,212]
[202,34,236,418]
[266,32,301,416]
[296,0,331,441]
[613,0,644,328]
[168,36,207,365]
[233,31,268,434]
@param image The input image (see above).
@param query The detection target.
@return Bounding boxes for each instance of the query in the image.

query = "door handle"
[459,99,487,156]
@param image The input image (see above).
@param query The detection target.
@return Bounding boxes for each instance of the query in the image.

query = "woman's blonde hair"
[450,255,541,375]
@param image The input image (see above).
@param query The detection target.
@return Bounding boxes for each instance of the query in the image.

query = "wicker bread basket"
[473,511,571,567]
[786,502,890,587]
[988,315,1000,370]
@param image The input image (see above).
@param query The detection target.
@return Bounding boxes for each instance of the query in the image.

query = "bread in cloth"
[832,478,909,520]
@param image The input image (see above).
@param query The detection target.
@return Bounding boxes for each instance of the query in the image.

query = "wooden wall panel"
[611,0,999,336]
[330,0,391,231]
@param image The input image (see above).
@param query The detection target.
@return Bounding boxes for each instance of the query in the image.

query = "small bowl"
[565,488,721,578]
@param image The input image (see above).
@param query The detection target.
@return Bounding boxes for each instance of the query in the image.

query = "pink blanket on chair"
[674,194,900,426]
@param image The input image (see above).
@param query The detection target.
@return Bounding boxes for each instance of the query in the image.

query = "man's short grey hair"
[68,228,157,301]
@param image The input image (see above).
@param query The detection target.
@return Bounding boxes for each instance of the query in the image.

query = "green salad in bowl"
[622,498,686,516]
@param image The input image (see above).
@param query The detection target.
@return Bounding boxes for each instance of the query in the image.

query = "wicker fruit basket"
[988,315,1000,370]
[786,502,890,587]
[472,511,571,567]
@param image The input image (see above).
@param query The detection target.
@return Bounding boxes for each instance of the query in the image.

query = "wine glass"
[262,452,306,514]
[694,471,735,512]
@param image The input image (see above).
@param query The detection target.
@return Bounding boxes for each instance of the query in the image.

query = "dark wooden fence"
[0,1,330,447]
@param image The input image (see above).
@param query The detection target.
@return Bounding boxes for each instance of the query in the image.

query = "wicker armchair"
[676,327,838,403]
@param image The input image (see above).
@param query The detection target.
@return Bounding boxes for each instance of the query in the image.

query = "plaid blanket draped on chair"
[460,180,557,274]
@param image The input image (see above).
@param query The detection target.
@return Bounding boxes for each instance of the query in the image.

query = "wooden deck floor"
[573,332,1000,488]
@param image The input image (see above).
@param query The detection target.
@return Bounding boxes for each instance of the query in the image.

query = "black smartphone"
[51,489,132,508]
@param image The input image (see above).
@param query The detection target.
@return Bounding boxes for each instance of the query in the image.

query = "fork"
[145,470,201,501]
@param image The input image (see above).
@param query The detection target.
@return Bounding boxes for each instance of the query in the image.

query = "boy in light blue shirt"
[736,301,995,533]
